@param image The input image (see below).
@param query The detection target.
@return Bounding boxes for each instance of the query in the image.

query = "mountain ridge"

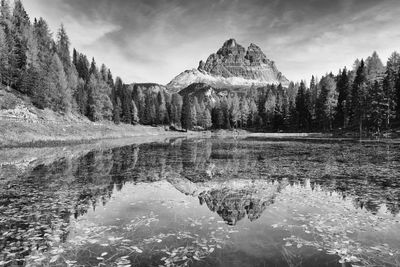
[167,39,289,92]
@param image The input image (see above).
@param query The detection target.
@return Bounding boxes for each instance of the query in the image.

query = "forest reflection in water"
[1,137,400,266]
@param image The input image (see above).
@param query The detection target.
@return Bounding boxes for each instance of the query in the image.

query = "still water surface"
[1,137,400,266]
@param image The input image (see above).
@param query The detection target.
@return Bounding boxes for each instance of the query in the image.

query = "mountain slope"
[167,39,289,92]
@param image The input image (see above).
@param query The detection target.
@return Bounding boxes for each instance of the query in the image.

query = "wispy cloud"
[23,0,400,84]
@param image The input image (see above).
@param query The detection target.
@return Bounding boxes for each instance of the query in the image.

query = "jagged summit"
[167,39,289,92]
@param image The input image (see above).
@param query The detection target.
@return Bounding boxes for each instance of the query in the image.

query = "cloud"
[22,0,400,84]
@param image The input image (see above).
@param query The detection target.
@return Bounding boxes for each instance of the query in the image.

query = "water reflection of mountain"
[1,138,400,264]
[198,181,282,225]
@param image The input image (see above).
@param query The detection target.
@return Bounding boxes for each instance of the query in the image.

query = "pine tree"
[350,60,368,134]
[335,68,351,128]
[365,51,385,81]
[248,98,258,128]
[10,0,30,88]
[157,91,167,124]
[368,80,386,133]
[191,97,199,127]
[220,97,231,129]
[0,26,8,85]
[211,100,224,129]
[74,52,89,81]
[229,93,240,128]
[309,76,318,125]
[239,97,249,128]
[56,24,71,71]
[87,73,102,121]
[143,94,156,125]
[264,89,276,129]
[316,75,337,130]
[113,97,122,124]
[181,94,192,130]
[295,81,311,130]
[121,84,133,123]
[48,53,71,112]
[75,78,86,114]
[384,52,400,127]
[99,81,112,120]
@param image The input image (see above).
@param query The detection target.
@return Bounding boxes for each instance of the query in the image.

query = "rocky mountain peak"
[167,39,289,92]
[216,38,245,57]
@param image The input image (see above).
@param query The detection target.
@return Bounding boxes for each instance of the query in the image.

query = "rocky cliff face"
[167,39,289,92]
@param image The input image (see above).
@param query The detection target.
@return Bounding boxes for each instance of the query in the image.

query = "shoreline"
[0,119,209,149]
[1,119,399,149]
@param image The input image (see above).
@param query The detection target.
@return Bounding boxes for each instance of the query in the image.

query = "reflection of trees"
[0,144,141,265]
[206,140,400,216]
[276,180,400,267]
[1,138,400,264]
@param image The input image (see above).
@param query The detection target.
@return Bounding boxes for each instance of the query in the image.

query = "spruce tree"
[350,60,368,134]
[181,94,192,130]
[113,97,122,124]
[10,0,30,88]
[87,73,102,121]
[239,97,249,128]
[316,75,337,130]
[0,26,8,85]
[48,53,70,112]
[157,91,167,124]
[56,24,71,71]
[368,80,386,132]
[335,68,350,128]
[295,81,311,130]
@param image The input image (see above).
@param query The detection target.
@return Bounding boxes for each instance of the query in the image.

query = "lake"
[1,137,400,267]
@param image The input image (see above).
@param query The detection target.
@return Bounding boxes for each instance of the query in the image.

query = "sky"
[23,0,400,85]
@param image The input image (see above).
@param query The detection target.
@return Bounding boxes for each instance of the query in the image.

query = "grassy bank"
[0,87,208,148]
[0,119,207,148]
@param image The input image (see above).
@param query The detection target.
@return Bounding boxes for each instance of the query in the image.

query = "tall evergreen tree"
[157,91,167,124]
[365,51,385,81]
[48,53,70,112]
[239,97,250,128]
[316,75,337,130]
[295,81,311,130]
[0,26,9,85]
[350,60,368,134]
[229,93,240,128]
[86,73,102,121]
[368,80,386,132]
[181,94,192,130]
[10,0,30,87]
[335,68,351,128]
[56,24,71,71]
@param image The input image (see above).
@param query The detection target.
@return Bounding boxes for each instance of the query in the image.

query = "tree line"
[1,0,400,134]
[180,51,400,134]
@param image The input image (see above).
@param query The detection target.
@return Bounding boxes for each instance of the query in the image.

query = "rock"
[167,38,289,91]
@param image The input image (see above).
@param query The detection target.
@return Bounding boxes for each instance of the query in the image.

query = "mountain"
[167,39,289,92]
